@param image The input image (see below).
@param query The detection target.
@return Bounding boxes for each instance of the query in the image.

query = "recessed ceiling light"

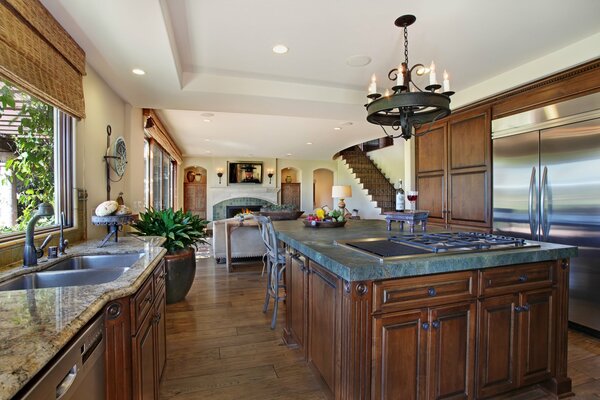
[346,55,372,67]
[201,113,214,117]
[341,122,354,126]
[286,153,292,156]
[306,142,313,145]
[203,119,211,123]
[272,44,289,54]
[132,68,145,75]
[205,150,211,154]
[334,127,342,131]
[204,139,211,142]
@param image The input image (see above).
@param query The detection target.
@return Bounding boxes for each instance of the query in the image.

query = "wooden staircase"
[339,146,396,213]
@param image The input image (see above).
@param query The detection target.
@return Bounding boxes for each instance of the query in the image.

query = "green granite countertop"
[0,237,166,400]
[274,219,578,282]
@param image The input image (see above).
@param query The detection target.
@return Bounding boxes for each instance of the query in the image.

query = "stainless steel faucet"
[23,203,54,267]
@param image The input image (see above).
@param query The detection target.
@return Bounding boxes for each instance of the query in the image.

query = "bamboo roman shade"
[143,109,183,164]
[0,0,86,118]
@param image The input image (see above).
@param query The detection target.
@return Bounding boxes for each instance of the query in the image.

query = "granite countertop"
[0,236,166,400]
[274,219,578,282]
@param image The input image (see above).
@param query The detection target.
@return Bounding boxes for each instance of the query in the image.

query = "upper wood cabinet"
[416,106,492,229]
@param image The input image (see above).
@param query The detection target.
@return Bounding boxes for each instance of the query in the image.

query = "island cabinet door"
[132,311,157,400]
[308,262,342,394]
[285,252,308,350]
[428,302,476,400]
[518,288,554,387]
[372,309,429,400]
[476,293,519,399]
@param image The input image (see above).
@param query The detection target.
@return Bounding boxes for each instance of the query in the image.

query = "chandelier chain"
[403,25,409,66]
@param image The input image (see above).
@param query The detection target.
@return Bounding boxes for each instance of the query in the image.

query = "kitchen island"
[0,237,166,400]
[274,219,577,400]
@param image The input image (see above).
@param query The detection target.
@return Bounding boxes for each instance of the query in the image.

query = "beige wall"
[313,168,333,210]
[76,66,146,239]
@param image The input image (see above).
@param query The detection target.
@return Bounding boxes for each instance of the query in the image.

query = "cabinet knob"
[522,303,530,312]
[519,274,528,282]
[144,294,153,303]
[432,320,440,329]
[422,322,430,330]
[428,287,437,297]
[514,305,523,313]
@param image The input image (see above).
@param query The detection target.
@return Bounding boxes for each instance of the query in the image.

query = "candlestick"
[369,74,377,94]
[396,64,404,87]
[429,61,437,86]
[443,70,450,92]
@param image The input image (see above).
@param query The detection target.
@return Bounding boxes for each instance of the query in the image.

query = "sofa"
[211,217,266,263]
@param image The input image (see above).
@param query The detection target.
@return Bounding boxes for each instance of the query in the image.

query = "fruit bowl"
[302,219,347,228]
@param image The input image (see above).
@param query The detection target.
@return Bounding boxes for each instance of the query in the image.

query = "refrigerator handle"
[540,166,549,240]
[528,166,538,238]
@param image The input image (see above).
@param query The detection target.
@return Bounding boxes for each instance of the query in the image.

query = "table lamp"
[332,185,352,213]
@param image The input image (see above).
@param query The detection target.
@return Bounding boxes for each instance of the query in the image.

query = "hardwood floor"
[160,257,600,400]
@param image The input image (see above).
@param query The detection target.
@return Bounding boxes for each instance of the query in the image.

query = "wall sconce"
[216,168,224,184]
[267,169,274,184]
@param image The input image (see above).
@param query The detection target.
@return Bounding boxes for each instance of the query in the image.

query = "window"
[0,80,73,239]
[144,138,176,210]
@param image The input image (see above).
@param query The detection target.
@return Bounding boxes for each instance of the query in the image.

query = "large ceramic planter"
[164,247,196,304]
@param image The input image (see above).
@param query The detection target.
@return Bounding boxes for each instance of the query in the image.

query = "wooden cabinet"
[104,259,167,400]
[373,301,476,400]
[476,263,555,399]
[416,106,491,229]
[184,182,207,219]
[281,182,301,209]
[283,248,570,400]
[307,261,341,393]
[283,252,308,350]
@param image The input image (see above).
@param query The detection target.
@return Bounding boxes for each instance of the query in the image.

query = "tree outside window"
[0,80,56,234]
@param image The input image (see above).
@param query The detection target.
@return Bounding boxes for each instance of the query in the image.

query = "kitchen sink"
[0,268,127,291]
[45,253,143,272]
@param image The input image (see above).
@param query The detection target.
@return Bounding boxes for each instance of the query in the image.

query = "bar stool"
[254,215,286,329]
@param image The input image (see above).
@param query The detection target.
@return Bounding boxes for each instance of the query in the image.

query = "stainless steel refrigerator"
[492,92,600,334]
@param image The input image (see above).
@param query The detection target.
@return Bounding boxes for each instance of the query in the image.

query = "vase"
[163,247,196,304]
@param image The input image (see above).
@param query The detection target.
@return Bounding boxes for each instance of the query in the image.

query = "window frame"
[144,137,177,210]
[0,108,74,243]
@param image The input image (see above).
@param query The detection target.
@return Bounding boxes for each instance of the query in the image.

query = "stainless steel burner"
[336,232,538,261]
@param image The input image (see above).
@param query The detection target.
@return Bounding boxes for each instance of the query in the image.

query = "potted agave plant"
[132,208,208,304]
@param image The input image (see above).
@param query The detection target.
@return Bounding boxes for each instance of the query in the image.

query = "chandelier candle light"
[365,15,454,140]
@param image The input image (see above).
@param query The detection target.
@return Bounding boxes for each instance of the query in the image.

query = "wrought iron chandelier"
[365,15,454,140]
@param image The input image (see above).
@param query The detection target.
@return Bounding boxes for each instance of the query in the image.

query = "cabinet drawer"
[373,271,477,313]
[131,275,154,334]
[479,262,554,297]
[153,260,166,294]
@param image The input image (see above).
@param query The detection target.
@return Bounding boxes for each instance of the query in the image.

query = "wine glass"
[407,190,418,212]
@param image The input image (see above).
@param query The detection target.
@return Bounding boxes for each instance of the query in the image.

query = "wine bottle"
[395,179,405,211]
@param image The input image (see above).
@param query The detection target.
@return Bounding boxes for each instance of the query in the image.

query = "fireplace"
[226,205,262,218]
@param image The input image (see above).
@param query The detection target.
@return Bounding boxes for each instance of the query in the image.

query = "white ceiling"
[42,0,600,159]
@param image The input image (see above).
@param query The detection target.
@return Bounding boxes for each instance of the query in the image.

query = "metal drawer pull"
[522,303,530,312]
[56,365,78,399]
[428,287,437,297]
[432,320,440,329]
[422,322,430,330]
[518,274,528,282]
[515,305,523,313]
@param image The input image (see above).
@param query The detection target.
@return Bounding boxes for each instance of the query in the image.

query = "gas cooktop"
[336,232,539,261]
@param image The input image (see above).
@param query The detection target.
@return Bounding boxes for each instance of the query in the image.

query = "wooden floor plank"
[160,257,600,399]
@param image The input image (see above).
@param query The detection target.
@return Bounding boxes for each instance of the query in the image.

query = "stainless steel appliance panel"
[540,118,600,331]
[492,130,540,240]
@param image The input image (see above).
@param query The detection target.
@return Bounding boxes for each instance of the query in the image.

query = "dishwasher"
[20,314,106,400]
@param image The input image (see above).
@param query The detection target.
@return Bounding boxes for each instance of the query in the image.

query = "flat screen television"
[228,162,263,184]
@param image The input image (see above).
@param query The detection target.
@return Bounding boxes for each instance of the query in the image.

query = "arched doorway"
[184,166,207,219]
[280,167,301,210]
[313,168,333,209]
